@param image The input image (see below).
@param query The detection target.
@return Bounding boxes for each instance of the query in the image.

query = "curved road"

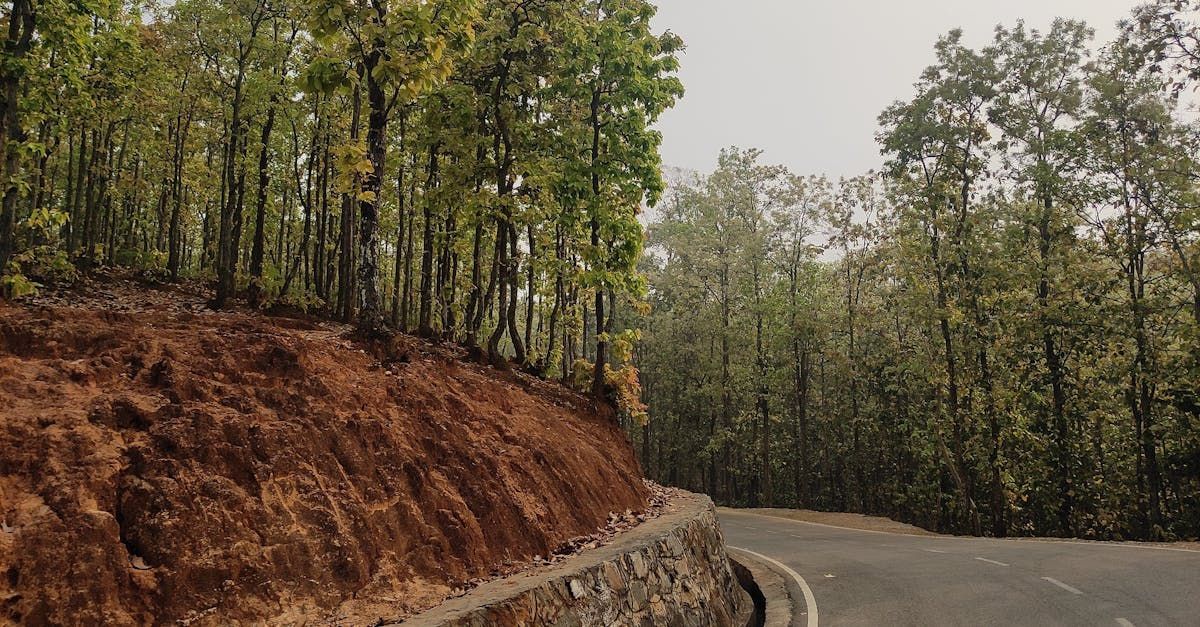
[719,510,1200,627]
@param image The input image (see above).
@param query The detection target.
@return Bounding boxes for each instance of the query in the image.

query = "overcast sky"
[651,0,1142,179]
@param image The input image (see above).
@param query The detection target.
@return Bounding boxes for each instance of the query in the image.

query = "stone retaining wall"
[401,492,750,627]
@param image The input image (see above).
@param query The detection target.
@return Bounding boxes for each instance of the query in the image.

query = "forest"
[631,7,1200,540]
[3,0,1200,545]
[0,0,680,408]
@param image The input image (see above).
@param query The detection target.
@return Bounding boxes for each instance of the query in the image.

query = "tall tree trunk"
[1037,192,1070,536]
[753,259,772,506]
[465,219,485,347]
[418,142,440,337]
[507,221,526,364]
[546,226,564,372]
[357,63,386,333]
[70,127,88,255]
[167,100,192,281]
[248,93,279,307]
[401,154,417,329]
[1124,196,1163,538]
[315,124,331,298]
[61,130,76,251]
[719,262,733,503]
[465,141,487,348]
[249,28,290,306]
[524,223,536,358]
[337,88,361,322]
[589,87,608,398]
[215,75,247,307]
[391,155,406,327]
[486,217,509,366]
[0,0,34,272]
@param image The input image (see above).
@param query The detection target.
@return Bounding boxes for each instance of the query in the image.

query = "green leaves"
[300,54,351,93]
[305,0,479,105]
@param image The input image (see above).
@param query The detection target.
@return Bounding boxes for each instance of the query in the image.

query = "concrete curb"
[726,548,806,627]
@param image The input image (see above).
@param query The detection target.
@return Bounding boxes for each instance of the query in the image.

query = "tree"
[990,18,1091,536]
[557,0,682,396]
[879,30,998,535]
[0,0,36,272]
[309,0,477,332]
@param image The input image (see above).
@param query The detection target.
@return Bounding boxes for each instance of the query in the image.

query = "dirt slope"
[0,276,648,625]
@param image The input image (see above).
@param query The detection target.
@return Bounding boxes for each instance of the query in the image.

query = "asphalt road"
[719,510,1200,627]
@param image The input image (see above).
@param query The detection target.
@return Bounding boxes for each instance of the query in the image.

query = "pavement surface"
[719,509,1200,627]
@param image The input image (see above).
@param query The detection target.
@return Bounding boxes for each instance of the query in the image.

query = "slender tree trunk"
[465,140,487,348]
[487,217,509,366]
[418,142,440,337]
[168,99,192,281]
[720,262,733,503]
[465,219,485,347]
[507,221,526,364]
[400,154,417,329]
[546,226,564,372]
[524,223,536,357]
[70,127,88,254]
[214,73,248,307]
[589,87,609,398]
[61,130,76,251]
[753,258,772,506]
[337,88,361,322]
[1036,192,1070,536]
[391,157,406,328]
[248,92,279,307]
[1124,197,1163,538]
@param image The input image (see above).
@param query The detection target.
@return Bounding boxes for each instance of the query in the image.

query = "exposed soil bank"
[0,277,648,625]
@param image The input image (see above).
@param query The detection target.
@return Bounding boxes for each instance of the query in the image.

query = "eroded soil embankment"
[0,279,648,625]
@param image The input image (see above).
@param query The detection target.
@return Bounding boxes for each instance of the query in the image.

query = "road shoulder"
[723,507,935,536]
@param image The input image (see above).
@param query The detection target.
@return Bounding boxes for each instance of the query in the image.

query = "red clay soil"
[0,275,649,625]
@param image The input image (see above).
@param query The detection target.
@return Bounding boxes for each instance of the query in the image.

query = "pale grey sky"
[651,0,1141,179]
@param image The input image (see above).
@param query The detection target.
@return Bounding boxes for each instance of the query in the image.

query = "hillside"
[0,276,649,625]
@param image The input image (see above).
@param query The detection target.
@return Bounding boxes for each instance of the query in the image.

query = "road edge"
[722,508,1200,554]
[727,546,816,627]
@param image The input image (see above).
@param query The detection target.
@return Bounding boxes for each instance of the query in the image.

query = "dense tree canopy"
[0,0,681,410]
[632,7,1200,540]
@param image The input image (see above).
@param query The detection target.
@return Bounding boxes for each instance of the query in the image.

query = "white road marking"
[1042,577,1084,595]
[923,548,948,554]
[1115,619,1135,627]
[729,546,819,627]
[974,557,1009,567]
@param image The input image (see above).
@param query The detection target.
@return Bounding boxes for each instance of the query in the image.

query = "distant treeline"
[633,7,1200,540]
